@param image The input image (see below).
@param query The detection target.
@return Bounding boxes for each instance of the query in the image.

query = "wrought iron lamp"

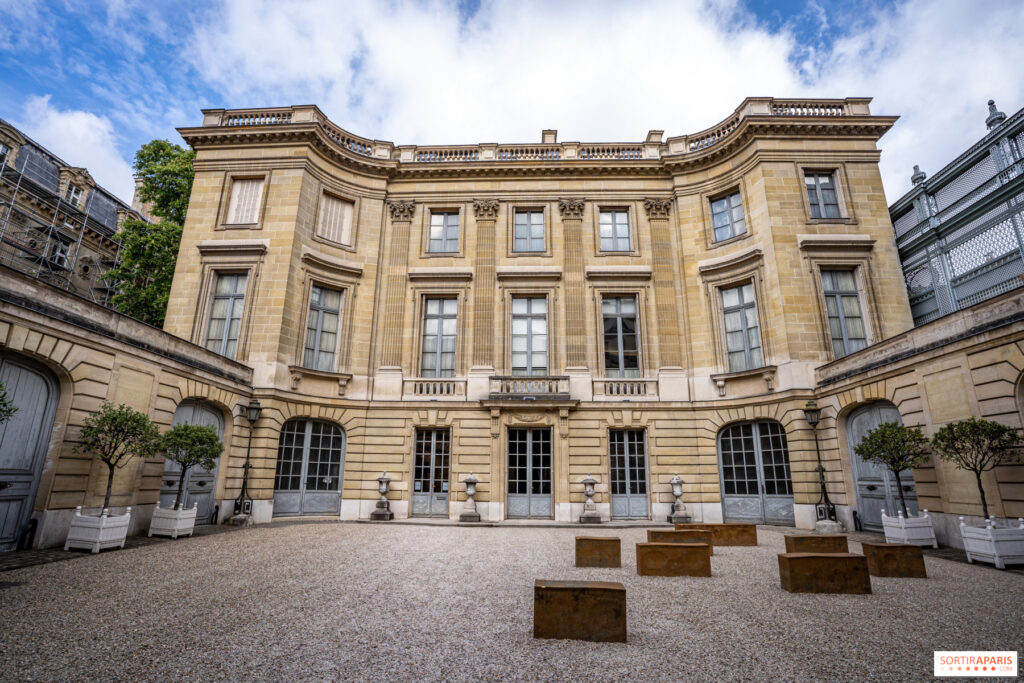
[233,398,262,516]
[803,399,836,522]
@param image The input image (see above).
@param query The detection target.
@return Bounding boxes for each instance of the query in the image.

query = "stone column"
[644,198,687,401]
[468,199,499,400]
[376,200,414,399]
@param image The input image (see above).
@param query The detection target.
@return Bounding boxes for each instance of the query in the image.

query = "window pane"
[722,286,740,308]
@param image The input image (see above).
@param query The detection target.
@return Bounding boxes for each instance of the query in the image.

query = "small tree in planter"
[854,421,936,547]
[149,423,222,539]
[932,417,1024,568]
[66,403,160,552]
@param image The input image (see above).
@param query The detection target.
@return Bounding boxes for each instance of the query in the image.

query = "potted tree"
[65,403,160,553]
[932,417,1024,569]
[854,421,937,547]
[149,423,223,539]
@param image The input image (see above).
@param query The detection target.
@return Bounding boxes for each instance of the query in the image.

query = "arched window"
[273,420,346,516]
[718,420,794,525]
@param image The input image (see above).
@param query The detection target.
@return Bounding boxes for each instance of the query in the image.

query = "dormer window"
[64,183,82,208]
[0,144,9,167]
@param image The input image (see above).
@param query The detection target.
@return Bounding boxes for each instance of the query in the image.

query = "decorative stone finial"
[985,99,1006,130]
[387,200,415,221]
[910,165,926,185]
[473,199,499,219]
[558,198,585,220]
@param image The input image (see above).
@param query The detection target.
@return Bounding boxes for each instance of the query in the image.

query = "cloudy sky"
[0,0,1021,203]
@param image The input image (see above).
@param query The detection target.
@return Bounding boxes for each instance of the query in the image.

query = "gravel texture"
[1,523,1022,681]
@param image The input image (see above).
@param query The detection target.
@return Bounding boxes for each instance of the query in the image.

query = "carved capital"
[558,198,585,220]
[643,198,673,220]
[473,199,499,220]
[387,200,416,221]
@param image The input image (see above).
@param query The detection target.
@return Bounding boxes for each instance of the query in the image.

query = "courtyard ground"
[1,522,1021,681]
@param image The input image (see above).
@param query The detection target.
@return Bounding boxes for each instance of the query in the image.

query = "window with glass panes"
[805,172,841,219]
[599,210,630,251]
[513,209,545,252]
[64,183,82,207]
[428,211,460,253]
[420,298,457,377]
[205,273,247,359]
[0,144,9,167]
[511,297,547,375]
[721,283,762,372]
[303,285,342,371]
[710,191,746,242]
[602,296,640,377]
[820,270,867,358]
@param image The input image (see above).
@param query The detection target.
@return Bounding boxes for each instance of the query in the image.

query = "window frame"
[205,271,249,359]
[709,188,747,244]
[719,281,764,373]
[797,164,856,224]
[596,207,633,253]
[426,210,461,254]
[510,295,550,376]
[820,268,869,359]
[64,182,82,208]
[419,296,459,378]
[218,172,270,229]
[302,284,344,372]
[313,188,358,249]
[601,294,641,378]
[511,207,547,254]
[0,143,10,168]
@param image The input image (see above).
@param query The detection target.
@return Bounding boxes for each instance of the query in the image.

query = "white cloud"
[186,0,1024,202]
[16,95,136,201]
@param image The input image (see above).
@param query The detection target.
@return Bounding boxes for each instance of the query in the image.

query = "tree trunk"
[894,467,909,517]
[103,463,115,512]
[173,465,189,511]
[975,470,990,521]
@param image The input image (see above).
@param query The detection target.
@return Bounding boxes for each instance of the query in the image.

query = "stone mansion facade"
[2,98,1022,549]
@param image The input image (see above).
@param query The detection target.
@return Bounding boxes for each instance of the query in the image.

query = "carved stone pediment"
[643,198,673,220]
[387,200,415,221]
[558,198,585,220]
[473,199,499,219]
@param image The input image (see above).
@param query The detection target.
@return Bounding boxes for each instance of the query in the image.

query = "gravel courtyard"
[1,522,1022,682]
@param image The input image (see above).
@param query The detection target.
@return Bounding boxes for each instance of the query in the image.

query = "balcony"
[402,378,467,400]
[487,375,571,401]
[592,378,659,400]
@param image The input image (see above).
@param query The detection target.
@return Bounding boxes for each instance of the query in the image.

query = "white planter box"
[148,503,198,539]
[64,506,131,553]
[960,517,1024,569]
[881,508,938,548]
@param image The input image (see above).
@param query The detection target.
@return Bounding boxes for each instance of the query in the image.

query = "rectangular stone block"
[674,523,758,546]
[777,553,872,594]
[784,534,849,554]
[861,542,927,578]
[575,536,621,568]
[533,579,627,642]
[636,542,712,577]
[646,529,714,554]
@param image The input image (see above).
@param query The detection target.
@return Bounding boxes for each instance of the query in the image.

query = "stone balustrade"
[402,378,467,399]
[593,378,658,400]
[488,375,571,400]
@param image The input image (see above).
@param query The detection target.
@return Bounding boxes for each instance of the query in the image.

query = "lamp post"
[233,398,262,516]
[803,399,836,522]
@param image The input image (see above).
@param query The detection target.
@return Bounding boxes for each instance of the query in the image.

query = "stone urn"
[459,472,481,522]
[370,472,395,521]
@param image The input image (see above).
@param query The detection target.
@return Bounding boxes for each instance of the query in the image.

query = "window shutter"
[316,193,354,244]
[227,178,264,224]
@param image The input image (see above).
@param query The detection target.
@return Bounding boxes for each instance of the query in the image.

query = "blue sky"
[1,0,1021,203]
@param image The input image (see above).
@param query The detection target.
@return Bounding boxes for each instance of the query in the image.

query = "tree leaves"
[106,218,182,327]
[133,139,195,227]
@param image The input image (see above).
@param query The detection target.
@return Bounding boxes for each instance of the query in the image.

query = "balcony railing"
[402,378,467,399]
[488,375,571,400]
[593,378,658,399]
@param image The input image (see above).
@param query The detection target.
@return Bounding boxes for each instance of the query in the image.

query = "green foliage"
[932,417,1023,520]
[0,381,17,425]
[854,421,930,516]
[160,423,223,510]
[76,403,161,510]
[106,218,182,327]
[133,139,195,226]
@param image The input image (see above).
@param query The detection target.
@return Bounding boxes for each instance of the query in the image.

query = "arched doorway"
[159,400,224,524]
[718,420,794,525]
[273,419,346,516]
[0,353,59,551]
[846,401,918,531]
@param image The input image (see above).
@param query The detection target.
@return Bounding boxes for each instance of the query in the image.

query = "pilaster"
[379,200,415,369]
[559,198,587,370]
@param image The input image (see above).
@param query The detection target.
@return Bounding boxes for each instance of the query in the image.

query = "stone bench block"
[636,542,712,577]
[646,529,714,554]
[784,534,849,554]
[674,522,758,546]
[575,536,621,568]
[777,553,871,594]
[861,542,927,578]
[533,579,627,642]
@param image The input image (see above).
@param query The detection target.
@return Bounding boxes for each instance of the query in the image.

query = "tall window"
[513,210,545,252]
[711,191,746,242]
[821,270,867,358]
[316,193,354,245]
[603,296,639,377]
[511,297,547,376]
[599,210,630,251]
[0,144,9,167]
[721,283,762,372]
[428,211,460,253]
[226,178,264,224]
[303,285,342,371]
[805,172,841,219]
[421,298,457,377]
[64,183,82,208]
[206,273,247,359]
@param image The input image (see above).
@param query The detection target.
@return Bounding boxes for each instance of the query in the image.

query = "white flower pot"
[148,503,198,539]
[960,517,1024,569]
[64,506,131,553]
[881,508,938,548]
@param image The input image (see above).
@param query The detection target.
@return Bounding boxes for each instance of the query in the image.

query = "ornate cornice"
[387,200,416,221]
[558,198,585,220]
[473,199,499,219]
[643,198,673,220]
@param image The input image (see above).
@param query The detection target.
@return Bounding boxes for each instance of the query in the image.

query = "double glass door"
[507,428,552,518]
[412,429,450,517]
[719,421,795,525]
[610,430,648,518]
[273,420,346,516]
